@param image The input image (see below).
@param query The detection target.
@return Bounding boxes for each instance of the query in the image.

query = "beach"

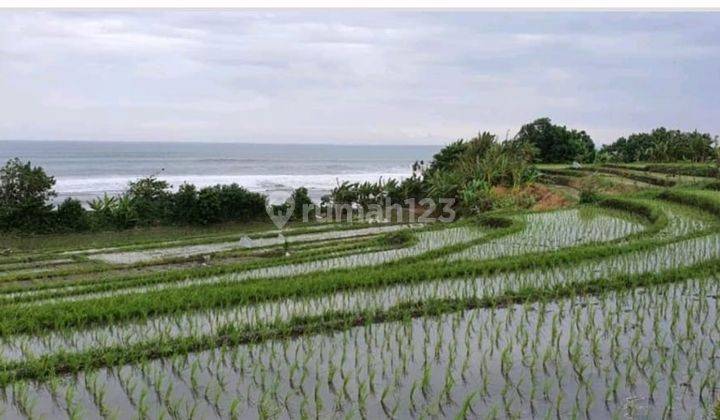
[0,141,437,204]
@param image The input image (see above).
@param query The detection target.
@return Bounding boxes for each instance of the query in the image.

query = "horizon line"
[0,138,449,147]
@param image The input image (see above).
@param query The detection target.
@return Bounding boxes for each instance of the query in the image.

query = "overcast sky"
[0,11,718,145]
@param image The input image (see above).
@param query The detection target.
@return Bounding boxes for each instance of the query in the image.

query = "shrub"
[87,193,118,230]
[215,184,267,222]
[397,176,425,202]
[112,195,138,229]
[421,131,538,215]
[55,198,89,232]
[0,159,271,232]
[378,230,414,247]
[182,184,267,225]
[425,139,468,177]
[426,170,462,204]
[645,163,719,178]
[289,187,314,221]
[126,176,171,225]
[195,187,222,225]
[460,179,493,213]
[0,158,56,232]
[578,175,602,204]
[599,128,716,163]
[170,183,200,225]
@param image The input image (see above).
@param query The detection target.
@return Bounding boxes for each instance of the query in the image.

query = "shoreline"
[52,171,414,205]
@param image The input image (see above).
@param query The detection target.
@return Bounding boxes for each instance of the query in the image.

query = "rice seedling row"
[2,193,711,338]
[1,224,718,363]
[86,224,421,265]
[0,231,407,286]
[1,276,718,418]
[2,189,719,419]
[17,205,648,304]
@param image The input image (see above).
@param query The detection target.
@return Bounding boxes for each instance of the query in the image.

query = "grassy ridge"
[659,188,720,217]
[0,217,517,301]
[0,190,717,387]
[0,221,394,267]
[0,219,501,303]
[607,162,720,178]
[575,166,676,187]
[0,197,688,336]
[1,258,717,385]
[0,231,412,284]
[0,200,654,302]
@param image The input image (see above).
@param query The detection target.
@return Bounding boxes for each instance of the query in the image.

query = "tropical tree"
[126,176,171,225]
[289,187,314,221]
[600,127,715,162]
[0,158,56,231]
[514,117,596,163]
[425,139,468,177]
[56,198,89,231]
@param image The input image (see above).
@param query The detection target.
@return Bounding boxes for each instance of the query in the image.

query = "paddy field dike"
[1,163,720,419]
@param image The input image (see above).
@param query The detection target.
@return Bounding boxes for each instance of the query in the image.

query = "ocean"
[0,141,439,204]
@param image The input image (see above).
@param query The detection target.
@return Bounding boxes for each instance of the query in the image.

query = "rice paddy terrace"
[1,168,720,419]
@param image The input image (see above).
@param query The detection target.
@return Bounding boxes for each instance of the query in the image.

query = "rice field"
[1,186,719,419]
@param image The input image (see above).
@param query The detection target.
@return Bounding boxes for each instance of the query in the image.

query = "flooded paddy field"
[1,188,719,419]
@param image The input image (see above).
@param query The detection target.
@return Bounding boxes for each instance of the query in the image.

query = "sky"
[0,11,718,145]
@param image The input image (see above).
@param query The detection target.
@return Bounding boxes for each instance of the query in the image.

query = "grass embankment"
[0,195,687,336]
[0,202,647,305]
[0,228,417,285]
[659,188,720,216]
[1,259,717,385]
[0,220,388,267]
[0,191,718,383]
[574,166,676,187]
[539,167,653,195]
[606,162,720,179]
[0,219,278,255]
[0,218,505,304]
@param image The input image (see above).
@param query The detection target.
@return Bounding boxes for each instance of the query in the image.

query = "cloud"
[0,11,718,145]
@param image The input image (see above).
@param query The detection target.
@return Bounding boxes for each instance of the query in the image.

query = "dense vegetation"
[514,117,596,163]
[327,131,540,214]
[600,127,717,163]
[0,158,57,232]
[0,158,267,233]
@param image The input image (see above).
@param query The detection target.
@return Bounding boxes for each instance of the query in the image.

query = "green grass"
[0,235,413,300]
[1,183,719,408]
[0,219,386,261]
[608,162,720,178]
[0,231,410,284]
[576,166,676,187]
[0,257,716,385]
[0,219,278,254]
[0,198,685,336]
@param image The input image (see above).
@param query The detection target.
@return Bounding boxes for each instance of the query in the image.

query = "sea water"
[0,141,437,204]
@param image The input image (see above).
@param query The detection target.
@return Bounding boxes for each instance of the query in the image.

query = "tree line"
[2,118,717,233]
[511,117,717,164]
[598,127,717,163]
[325,119,718,215]
[0,158,267,233]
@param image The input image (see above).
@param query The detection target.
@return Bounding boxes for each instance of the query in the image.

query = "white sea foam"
[54,172,412,204]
